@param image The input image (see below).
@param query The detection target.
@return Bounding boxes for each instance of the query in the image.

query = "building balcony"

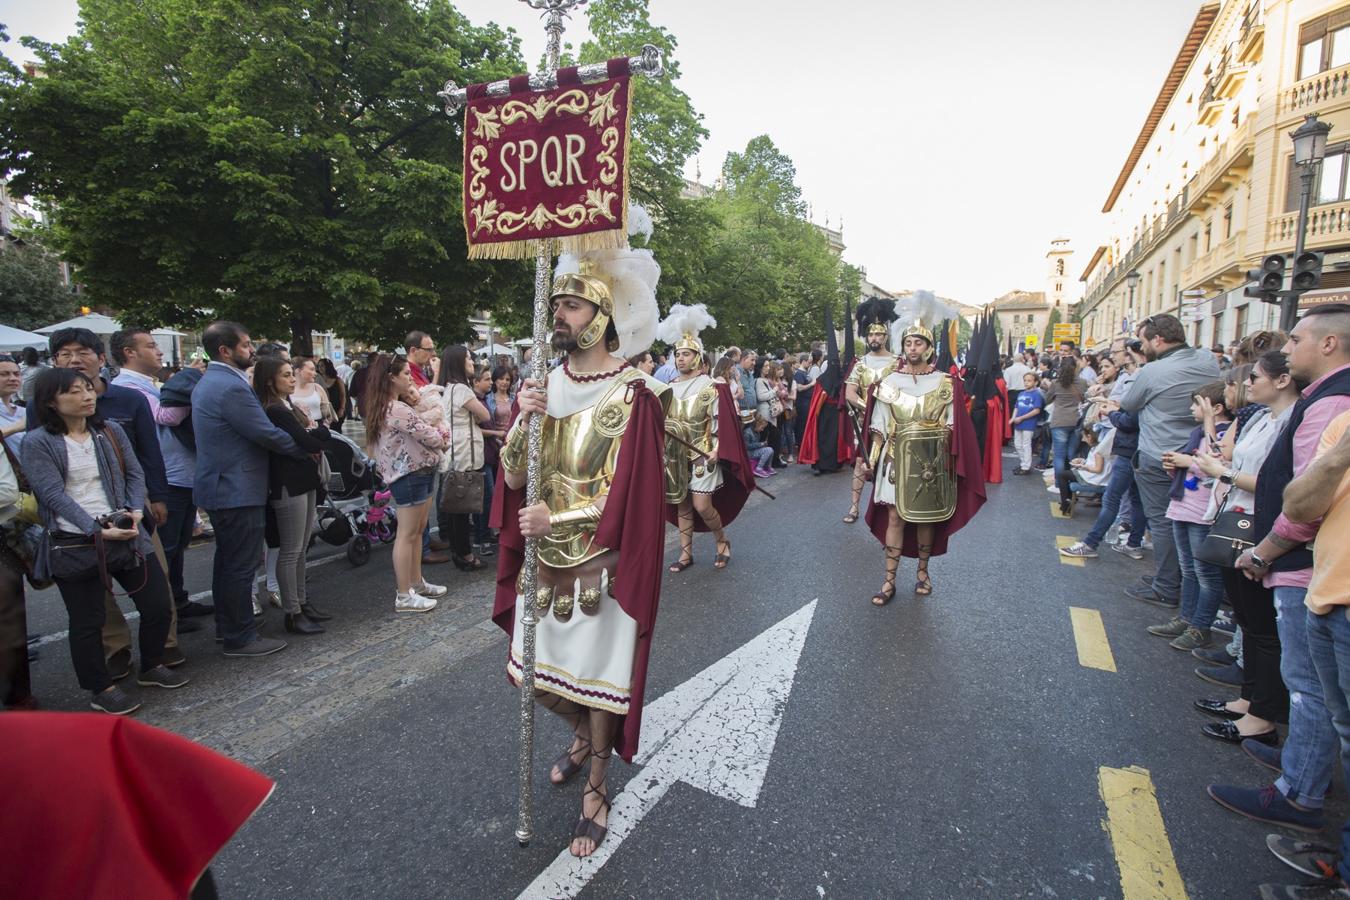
[1281,63,1350,120]
[1181,231,1246,293]
[1188,115,1255,214]
[1237,12,1264,64]
[1198,78,1227,126]
[1267,199,1350,251]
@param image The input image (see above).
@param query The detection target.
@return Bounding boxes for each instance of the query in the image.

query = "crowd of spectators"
[0,322,513,717]
[1026,309,1350,897]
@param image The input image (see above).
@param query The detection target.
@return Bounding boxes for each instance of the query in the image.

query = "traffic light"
[1292,250,1324,293]
[1245,254,1287,303]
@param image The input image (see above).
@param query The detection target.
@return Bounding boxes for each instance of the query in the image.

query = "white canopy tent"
[0,324,53,352]
[36,312,187,363]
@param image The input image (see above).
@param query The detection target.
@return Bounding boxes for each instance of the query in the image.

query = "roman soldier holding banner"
[658,304,756,573]
[842,298,899,524]
[490,225,670,859]
[862,293,987,605]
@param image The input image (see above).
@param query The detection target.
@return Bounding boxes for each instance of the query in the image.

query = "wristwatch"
[1248,551,1270,569]
[1219,468,1237,486]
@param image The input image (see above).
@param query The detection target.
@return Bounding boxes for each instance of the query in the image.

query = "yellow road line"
[1098,765,1187,899]
[1050,500,1069,519]
[1069,607,1116,672]
[1056,535,1085,566]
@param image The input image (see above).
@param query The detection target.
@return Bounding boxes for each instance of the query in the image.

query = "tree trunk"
[289,313,314,358]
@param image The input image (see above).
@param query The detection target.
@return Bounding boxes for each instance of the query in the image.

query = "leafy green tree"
[0,235,78,330]
[0,0,531,351]
[1043,305,1062,349]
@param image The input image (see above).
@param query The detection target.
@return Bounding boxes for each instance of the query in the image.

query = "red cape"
[491,381,667,764]
[982,390,1005,484]
[796,384,856,466]
[864,374,987,557]
[665,382,756,531]
[0,712,273,900]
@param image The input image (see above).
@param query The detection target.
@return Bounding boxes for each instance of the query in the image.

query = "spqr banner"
[462,57,633,260]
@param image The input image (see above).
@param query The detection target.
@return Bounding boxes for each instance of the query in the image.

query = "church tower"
[1045,239,1074,310]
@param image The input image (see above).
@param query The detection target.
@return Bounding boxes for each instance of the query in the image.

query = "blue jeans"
[1173,520,1224,631]
[1083,459,1145,549]
[204,505,266,650]
[1274,586,1337,810]
[1051,426,1077,503]
[1306,607,1350,882]
[159,485,197,606]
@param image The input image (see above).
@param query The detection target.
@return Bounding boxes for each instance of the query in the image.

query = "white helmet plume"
[656,303,717,346]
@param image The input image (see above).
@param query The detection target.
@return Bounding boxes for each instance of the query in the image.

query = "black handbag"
[1195,489,1258,568]
[439,387,486,515]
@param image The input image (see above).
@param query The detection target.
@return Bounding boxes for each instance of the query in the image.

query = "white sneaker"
[416,580,448,599]
[395,591,438,613]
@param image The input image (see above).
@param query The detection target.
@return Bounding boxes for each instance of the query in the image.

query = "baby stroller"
[315,432,397,566]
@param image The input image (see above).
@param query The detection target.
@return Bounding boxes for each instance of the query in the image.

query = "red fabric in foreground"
[796,385,826,465]
[864,375,988,557]
[665,382,756,531]
[0,712,273,900]
[983,393,1004,484]
[492,382,668,763]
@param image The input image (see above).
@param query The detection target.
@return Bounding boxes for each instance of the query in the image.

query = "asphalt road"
[21,452,1349,898]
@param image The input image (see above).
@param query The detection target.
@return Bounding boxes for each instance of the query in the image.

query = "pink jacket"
[374,401,448,484]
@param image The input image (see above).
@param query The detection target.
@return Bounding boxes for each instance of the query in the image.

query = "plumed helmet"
[856,296,898,338]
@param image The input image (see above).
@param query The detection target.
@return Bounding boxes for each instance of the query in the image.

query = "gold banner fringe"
[467,227,628,261]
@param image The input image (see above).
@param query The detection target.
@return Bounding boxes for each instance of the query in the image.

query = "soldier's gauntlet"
[501,424,528,474]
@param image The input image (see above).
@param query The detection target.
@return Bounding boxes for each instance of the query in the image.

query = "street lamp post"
[1288,113,1331,333]
[1125,270,1140,334]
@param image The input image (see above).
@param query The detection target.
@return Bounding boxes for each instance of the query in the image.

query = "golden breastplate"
[878,375,956,523]
[538,404,620,568]
[664,380,717,503]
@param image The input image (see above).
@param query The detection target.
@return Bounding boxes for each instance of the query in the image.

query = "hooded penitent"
[798,302,856,472]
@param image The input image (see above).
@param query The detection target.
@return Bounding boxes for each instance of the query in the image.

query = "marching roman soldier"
[657,304,756,573]
[842,297,899,524]
[862,297,987,606]
[491,242,670,859]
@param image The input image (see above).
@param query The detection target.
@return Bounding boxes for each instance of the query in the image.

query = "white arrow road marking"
[517,599,818,900]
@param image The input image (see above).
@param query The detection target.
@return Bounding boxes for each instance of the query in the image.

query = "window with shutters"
[1297,9,1350,79]
[1224,203,1234,240]
[1234,303,1249,341]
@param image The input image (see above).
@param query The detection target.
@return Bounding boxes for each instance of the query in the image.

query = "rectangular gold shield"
[889,423,956,523]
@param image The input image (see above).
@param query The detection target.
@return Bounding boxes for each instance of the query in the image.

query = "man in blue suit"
[194,321,306,657]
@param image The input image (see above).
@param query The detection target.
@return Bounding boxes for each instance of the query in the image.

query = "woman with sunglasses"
[1189,351,1304,746]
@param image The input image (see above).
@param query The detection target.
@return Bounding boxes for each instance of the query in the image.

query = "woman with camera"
[254,356,331,635]
[21,368,185,715]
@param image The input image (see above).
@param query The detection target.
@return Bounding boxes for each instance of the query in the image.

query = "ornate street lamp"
[1125,270,1141,332]
[1288,113,1332,332]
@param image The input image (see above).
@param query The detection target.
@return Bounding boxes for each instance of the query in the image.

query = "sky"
[0,0,1202,307]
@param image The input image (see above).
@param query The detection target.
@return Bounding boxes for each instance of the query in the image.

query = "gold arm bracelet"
[501,425,528,473]
[548,504,602,530]
[868,433,883,470]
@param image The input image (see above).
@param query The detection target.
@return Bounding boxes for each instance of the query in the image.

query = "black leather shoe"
[1203,720,1279,746]
[175,619,202,634]
[1194,698,1244,720]
[284,613,325,635]
[300,602,333,622]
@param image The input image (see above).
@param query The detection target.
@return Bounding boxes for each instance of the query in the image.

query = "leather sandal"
[842,507,859,524]
[668,553,694,573]
[714,539,731,569]
[572,760,612,857]
[550,738,591,786]
[873,544,901,606]
[915,544,933,596]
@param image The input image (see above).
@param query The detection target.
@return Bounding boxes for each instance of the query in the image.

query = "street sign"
[519,600,818,899]
[1024,334,1039,349]
[1051,323,1081,344]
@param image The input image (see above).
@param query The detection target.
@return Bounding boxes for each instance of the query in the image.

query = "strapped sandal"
[915,543,934,596]
[550,738,592,786]
[873,544,902,606]
[714,538,731,569]
[668,555,694,573]
[571,750,613,857]
[842,506,860,525]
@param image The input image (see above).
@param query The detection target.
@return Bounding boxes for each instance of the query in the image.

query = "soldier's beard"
[552,327,578,353]
[867,337,886,353]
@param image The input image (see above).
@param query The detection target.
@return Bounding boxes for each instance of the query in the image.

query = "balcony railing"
[1180,231,1245,289]
[1282,62,1350,116]
[1268,199,1350,248]
[1081,185,1192,310]
[1237,2,1264,63]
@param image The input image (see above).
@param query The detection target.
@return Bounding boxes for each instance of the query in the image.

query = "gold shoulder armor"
[594,370,665,438]
[875,378,901,405]
[937,373,954,404]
